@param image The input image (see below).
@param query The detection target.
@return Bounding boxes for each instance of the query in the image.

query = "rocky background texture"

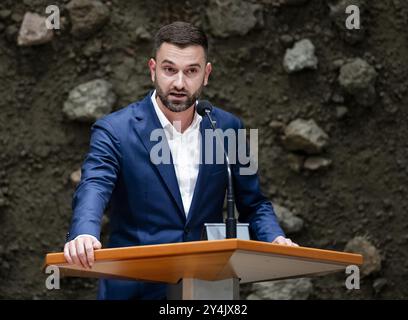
[0,0,407,299]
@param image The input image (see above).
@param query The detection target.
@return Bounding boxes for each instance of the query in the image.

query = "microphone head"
[196,100,213,116]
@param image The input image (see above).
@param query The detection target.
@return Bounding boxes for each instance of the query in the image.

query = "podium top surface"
[45,239,363,284]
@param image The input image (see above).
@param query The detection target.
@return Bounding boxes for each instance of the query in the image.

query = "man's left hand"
[272,236,299,247]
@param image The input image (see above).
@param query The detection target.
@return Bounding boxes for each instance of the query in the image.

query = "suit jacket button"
[184,227,190,234]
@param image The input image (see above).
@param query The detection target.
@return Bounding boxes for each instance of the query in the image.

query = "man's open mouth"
[169,92,187,98]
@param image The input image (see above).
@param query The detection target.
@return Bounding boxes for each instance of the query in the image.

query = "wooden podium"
[44,239,363,300]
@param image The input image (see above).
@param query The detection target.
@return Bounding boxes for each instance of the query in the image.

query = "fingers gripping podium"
[44,239,363,300]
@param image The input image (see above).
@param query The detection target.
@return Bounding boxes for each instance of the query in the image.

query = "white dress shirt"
[151,90,202,216]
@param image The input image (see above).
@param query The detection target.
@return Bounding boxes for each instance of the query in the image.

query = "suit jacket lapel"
[132,92,186,220]
[186,113,215,225]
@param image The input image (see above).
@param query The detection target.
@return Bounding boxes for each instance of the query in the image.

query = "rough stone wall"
[0,0,407,299]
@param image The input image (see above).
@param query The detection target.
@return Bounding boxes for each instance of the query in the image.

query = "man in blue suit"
[64,21,298,300]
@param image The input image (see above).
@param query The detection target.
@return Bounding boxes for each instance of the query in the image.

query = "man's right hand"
[64,236,102,269]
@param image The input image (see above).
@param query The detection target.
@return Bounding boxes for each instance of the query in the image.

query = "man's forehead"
[156,43,205,66]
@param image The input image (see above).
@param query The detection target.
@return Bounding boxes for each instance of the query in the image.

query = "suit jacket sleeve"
[67,119,122,241]
[233,119,285,242]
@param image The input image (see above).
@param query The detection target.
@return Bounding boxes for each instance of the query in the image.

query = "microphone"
[196,100,213,117]
[197,100,237,239]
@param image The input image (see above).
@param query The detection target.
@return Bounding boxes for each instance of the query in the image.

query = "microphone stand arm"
[205,109,237,239]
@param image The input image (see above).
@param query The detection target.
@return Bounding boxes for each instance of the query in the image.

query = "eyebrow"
[161,59,201,68]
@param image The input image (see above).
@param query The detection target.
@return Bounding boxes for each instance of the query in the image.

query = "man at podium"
[63,21,298,300]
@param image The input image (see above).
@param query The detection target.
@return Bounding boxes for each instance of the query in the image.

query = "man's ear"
[148,58,156,83]
[204,62,212,86]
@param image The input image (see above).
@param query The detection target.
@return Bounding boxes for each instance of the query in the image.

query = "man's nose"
[173,71,185,90]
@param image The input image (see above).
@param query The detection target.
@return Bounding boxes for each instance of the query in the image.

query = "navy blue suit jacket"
[68,91,285,299]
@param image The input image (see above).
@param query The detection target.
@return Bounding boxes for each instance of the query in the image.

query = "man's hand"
[64,236,102,269]
[272,235,299,247]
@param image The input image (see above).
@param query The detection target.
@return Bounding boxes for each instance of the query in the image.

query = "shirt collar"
[151,90,202,134]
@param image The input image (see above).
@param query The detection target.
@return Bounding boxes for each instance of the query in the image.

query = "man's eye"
[186,69,198,74]
[164,67,176,73]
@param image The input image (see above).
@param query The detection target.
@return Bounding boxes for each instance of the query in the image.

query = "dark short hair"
[153,21,209,61]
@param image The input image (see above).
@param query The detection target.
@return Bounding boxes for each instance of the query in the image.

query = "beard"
[154,77,204,113]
